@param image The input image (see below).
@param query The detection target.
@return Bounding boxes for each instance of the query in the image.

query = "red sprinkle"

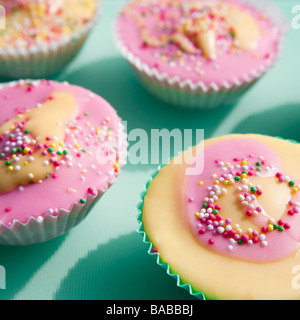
[284,223,291,229]
[208,238,215,245]
[262,226,268,233]
[199,228,206,235]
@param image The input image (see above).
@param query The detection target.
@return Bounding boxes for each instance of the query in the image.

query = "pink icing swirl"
[186,139,300,263]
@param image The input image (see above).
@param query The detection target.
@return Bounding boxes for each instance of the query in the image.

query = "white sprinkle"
[217,227,225,234]
[259,234,266,241]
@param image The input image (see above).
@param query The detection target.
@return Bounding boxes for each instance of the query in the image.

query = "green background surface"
[0,0,300,300]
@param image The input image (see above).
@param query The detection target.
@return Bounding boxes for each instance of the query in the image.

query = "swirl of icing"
[122,0,261,59]
[186,138,300,262]
[0,91,78,194]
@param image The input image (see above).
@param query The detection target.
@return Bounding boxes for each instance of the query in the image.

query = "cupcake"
[139,134,300,299]
[0,0,99,78]
[116,0,287,109]
[0,79,126,245]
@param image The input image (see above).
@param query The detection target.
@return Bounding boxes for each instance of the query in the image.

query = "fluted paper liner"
[137,165,210,300]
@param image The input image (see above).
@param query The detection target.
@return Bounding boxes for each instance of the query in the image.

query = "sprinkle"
[208,238,215,245]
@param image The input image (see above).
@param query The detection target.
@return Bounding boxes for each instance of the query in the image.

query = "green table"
[0,0,299,300]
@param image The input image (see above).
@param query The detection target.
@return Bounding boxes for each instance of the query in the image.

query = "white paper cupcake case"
[0,149,127,246]
[0,0,101,79]
[115,0,289,109]
[0,181,117,246]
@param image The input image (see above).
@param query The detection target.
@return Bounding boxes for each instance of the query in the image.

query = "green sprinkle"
[256,162,261,166]
[80,199,86,204]
[203,203,208,208]
[238,240,243,245]
[251,187,257,194]
[273,224,278,230]
[48,147,53,153]
[289,181,295,187]
[278,226,284,232]
[63,150,68,155]
[256,167,262,172]
[213,209,219,215]
[234,176,241,181]
[24,130,29,134]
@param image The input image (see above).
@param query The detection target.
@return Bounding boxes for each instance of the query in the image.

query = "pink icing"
[186,138,300,263]
[0,80,124,226]
[117,0,281,86]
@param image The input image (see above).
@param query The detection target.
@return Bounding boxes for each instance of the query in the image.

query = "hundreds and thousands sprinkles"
[0,0,96,49]
[122,0,266,67]
[193,156,296,250]
[0,121,68,177]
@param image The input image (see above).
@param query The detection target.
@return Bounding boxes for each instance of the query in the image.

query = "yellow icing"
[0,91,78,194]
[142,135,300,300]
[226,5,261,51]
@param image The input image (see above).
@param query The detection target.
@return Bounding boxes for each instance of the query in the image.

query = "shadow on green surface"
[0,234,67,300]
[0,70,64,84]
[231,103,300,142]
[55,232,196,300]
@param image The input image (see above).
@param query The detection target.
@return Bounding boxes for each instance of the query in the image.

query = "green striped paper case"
[137,165,214,300]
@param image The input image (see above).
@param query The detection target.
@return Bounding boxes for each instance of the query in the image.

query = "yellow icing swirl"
[0,91,78,194]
